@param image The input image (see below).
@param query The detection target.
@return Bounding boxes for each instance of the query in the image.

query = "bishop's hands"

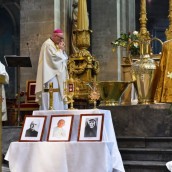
[58,41,65,51]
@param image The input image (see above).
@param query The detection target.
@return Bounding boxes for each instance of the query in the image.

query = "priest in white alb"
[0,61,9,121]
[35,29,68,110]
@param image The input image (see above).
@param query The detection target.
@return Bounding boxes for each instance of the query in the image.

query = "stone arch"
[0,2,20,98]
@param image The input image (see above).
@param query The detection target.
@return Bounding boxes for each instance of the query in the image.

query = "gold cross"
[44,82,59,110]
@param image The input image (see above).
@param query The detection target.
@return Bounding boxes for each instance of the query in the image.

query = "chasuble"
[155,39,172,102]
[35,38,68,110]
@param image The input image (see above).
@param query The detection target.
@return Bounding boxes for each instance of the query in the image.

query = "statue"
[71,0,79,53]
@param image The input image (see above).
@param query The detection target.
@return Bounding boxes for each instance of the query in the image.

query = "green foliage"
[111,31,140,56]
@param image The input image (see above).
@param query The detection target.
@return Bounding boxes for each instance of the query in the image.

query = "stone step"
[117,137,172,148]
[2,126,22,157]
[101,104,172,137]
[123,160,169,172]
[120,148,172,162]
[2,165,10,172]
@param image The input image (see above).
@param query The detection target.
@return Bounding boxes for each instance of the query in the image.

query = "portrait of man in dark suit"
[84,118,98,137]
[25,120,39,137]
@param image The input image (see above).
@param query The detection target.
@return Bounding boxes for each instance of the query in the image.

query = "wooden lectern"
[4,55,32,126]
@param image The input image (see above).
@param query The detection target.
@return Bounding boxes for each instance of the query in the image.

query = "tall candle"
[170,0,172,10]
[77,0,89,30]
[141,0,146,13]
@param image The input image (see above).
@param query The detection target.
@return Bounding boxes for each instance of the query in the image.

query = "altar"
[5,109,125,172]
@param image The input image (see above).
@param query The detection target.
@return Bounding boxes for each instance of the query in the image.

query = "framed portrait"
[19,115,46,142]
[47,115,74,141]
[78,114,104,141]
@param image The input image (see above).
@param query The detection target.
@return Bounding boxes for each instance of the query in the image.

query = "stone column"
[20,0,71,90]
[91,0,135,81]
[20,0,55,91]
[120,0,135,104]
[59,0,72,54]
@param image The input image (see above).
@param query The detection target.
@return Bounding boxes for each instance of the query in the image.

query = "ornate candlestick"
[64,77,75,110]
[87,82,100,109]
[139,0,150,40]
[68,0,100,102]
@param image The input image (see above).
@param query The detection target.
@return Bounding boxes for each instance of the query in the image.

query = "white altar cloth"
[5,109,125,172]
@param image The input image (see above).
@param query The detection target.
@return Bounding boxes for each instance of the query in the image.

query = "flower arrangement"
[111,31,140,56]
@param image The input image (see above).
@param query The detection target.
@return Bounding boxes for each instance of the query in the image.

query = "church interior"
[1,0,172,171]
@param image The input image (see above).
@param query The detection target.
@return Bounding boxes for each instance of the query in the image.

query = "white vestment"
[166,161,172,172]
[35,38,68,110]
[0,62,9,121]
[53,127,66,138]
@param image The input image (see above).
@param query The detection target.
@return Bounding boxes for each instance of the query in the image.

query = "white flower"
[167,72,172,79]
[133,31,138,35]
[133,42,139,48]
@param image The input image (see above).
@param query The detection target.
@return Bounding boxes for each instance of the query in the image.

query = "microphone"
[26,42,30,57]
